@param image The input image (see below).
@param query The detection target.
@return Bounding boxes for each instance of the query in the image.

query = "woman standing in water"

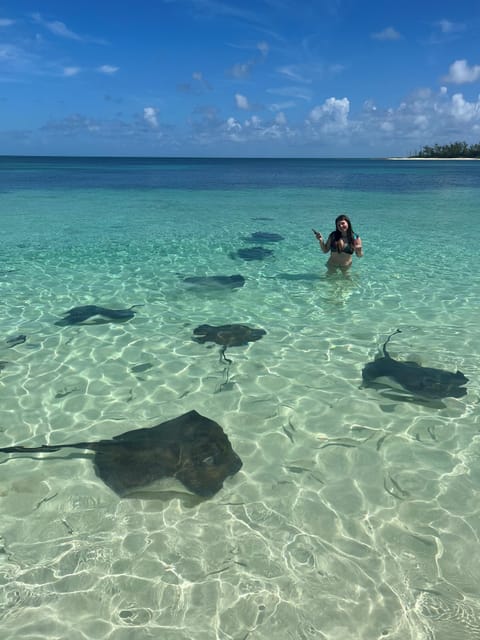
[313,213,363,272]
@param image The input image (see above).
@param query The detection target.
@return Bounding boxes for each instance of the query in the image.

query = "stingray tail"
[219,345,233,365]
[0,441,97,455]
[382,329,402,357]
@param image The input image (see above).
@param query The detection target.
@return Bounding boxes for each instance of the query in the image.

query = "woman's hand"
[354,237,363,256]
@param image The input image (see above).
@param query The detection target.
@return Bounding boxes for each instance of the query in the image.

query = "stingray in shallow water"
[274,272,320,282]
[243,231,285,243]
[55,305,141,326]
[233,246,274,261]
[0,410,242,499]
[362,329,468,401]
[183,275,245,290]
[193,323,266,364]
[5,334,27,348]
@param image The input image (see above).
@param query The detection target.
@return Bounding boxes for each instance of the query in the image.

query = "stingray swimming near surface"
[55,305,142,326]
[193,323,266,364]
[243,231,285,243]
[5,334,27,348]
[183,275,245,290]
[0,335,27,373]
[232,246,274,261]
[362,329,468,401]
[0,410,242,499]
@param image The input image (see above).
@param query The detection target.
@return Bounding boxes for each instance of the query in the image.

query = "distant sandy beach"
[388,157,480,161]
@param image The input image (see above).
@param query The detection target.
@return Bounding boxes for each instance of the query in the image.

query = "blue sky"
[1,0,479,157]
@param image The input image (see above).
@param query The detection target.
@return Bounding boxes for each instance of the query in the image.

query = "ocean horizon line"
[0,154,400,161]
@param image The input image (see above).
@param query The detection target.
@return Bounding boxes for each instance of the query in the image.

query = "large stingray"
[193,323,266,363]
[362,329,468,400]
[233,246,273,261]
[0,410,242,499]
[55,305,141,326]
[243,231,285,243]
[183,275,245,290]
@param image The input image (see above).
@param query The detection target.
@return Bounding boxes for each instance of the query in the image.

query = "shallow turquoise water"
[0,158,479,639]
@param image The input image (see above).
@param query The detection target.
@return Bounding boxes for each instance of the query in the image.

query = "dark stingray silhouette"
[0,335,27,372]
[243,231,285,243]
[5,334,27,348]
[183,275,245,290]
[274,272,320,282]
[55,305,141,326]
[193,323,266,364]
[0,410,242,499]
[233,246,273,261]
[362,329,468,400]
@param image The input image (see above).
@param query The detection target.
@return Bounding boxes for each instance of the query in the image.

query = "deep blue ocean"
[0,157,479,640]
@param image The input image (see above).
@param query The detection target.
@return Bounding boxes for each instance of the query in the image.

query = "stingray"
[274,272,320,282]
[362,329,468,401]
[5,334,26,348]
[0,410,242,499]
[233,246,273,261]
[183,275,245,290]
[243,231,285,243]
[55,304,141,326]
[193,323,266,364]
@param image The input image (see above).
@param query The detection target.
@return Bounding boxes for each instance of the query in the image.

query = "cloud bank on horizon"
[0,0,479,157]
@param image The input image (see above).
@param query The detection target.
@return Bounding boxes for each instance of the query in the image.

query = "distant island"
[409,140,480,159]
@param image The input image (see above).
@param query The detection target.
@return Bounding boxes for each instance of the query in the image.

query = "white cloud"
[277,65,311,84]
[235,93,250,110]
[371,27,401,41]
[275,112,287,125]
[223,117,243,141]
[443,59,480,84]
[450,93,480,122]
[144,107,158,128]
[308,97,350,132]
[268,101,296,112]
[63,66,81,77]
[267,86,312,101]
[436,19,465,34]
[97,65,119,74]
[413,115,428,128]
[230,62,252,79]
[257,41,269,56]
[0,18,15,27]
[31,12,82,41]
[226,117,241,132]
[245,115,261,128]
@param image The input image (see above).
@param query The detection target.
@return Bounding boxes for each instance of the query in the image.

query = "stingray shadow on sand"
[0,410,242,499]
[55,305,142,326]
[362,329,468,404]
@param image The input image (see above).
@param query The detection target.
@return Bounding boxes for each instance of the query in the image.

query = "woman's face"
[336,218,349,233]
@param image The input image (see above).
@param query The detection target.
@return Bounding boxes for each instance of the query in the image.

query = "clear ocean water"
[0,156,479,640]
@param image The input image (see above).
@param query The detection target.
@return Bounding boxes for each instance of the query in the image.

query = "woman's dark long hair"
[330,214,355,252]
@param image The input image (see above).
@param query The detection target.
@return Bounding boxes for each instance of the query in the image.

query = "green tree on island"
[410,141,480,158]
